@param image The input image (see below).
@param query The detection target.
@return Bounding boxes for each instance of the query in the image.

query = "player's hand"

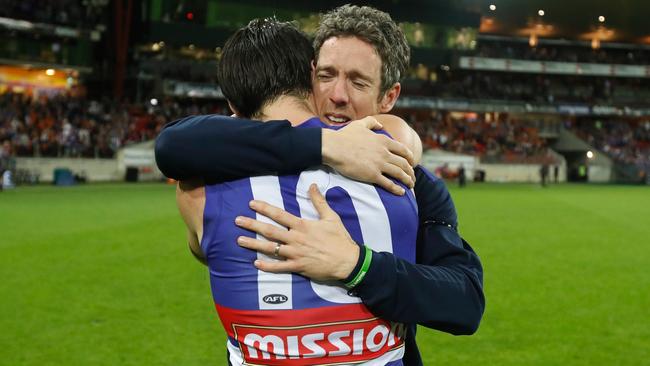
[321,117,415,195]
[235,184,359,282]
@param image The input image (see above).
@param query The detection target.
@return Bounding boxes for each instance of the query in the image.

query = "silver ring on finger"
[273,242,282,258]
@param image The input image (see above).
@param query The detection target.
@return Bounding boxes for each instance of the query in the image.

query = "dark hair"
[313,5,410,96]
[217,17,314,118]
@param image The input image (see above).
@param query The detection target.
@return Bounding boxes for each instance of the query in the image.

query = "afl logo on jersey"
[263,294,288,304]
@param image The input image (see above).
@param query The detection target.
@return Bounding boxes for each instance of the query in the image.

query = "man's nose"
[329,78,349,106]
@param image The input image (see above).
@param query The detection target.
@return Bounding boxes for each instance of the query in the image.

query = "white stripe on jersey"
[250,176,293,310]
[296,168,393,304]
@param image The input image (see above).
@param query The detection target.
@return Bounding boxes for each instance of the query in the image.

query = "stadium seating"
[0,0,106,29]
[570,118,650,168]
[474,39,650,65]
[0,92,229,159]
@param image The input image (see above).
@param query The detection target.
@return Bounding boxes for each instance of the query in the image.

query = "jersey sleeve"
[349,166,485,335]
[154,114,322,182]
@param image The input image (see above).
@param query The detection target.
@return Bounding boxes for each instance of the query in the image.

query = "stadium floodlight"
[587,151,594,159]
[489,4,496,11]
[538,9,545,16]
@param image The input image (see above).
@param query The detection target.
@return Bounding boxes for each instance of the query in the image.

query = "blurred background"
[0,0,649,186]
[0,1,648,365]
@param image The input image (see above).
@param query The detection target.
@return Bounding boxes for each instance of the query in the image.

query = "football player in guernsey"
[176,19,421,365]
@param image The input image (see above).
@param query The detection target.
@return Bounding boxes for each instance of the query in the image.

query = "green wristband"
[344,246,373,289]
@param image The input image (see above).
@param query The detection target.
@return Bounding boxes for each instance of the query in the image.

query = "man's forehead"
[316,36,381,77]
[318,35,380,58]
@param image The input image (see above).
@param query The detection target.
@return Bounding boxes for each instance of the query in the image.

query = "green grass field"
[1,182,649,365]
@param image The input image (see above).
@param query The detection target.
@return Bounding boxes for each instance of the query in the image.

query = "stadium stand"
[0,92,228,158]
[0,0,107,29]
[404,71,650,106]
[571,118,650,167]
[407,111,552,164]
[474,39,650,65]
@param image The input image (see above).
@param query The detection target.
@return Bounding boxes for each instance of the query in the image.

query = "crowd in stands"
[474,40,650,65]
[0,92,229,159]
[0,0,107,29]
[405,109,649,178]
[405,111,551,164]
[570,118,650,168]
[404,108,650,169]
[2,91,648,176]
[1,89,557,165]
[9,91,645,167]
[404,71,650,106]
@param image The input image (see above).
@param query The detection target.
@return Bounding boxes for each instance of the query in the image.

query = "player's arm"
[154,114,414,194]
[175,179,207,265]
[156,115,320,183]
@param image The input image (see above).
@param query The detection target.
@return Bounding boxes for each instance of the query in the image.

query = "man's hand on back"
[321,117,415,195]
[235,184,359,282]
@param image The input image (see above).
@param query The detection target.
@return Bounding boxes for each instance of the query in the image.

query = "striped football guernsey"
[201,117,418,365]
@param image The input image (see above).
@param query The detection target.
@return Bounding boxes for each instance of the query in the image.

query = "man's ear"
[227,101,240,117]
[311,60,317,80]
[378,83,401,113]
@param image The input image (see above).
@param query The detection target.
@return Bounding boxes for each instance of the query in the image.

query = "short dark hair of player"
[217,17,314,119]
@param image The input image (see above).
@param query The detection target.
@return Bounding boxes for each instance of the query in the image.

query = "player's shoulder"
[374,114,422,165]
[373,114,408,138]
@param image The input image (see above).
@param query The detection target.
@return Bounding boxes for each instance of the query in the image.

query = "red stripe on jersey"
[216,303,406,365]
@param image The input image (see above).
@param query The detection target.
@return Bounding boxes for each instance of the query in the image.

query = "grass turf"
[0,182,648,365]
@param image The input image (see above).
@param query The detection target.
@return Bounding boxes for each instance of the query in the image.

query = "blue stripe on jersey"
[326,187,364,243]
[376,187,418,263]
[278,175,300,217]
[204,179,260,310]
[279,174,360,309]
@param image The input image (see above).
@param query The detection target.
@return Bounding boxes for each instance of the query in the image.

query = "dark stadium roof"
[238,0,481,27]
[474,0,650,43]
[254,0,650,43]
